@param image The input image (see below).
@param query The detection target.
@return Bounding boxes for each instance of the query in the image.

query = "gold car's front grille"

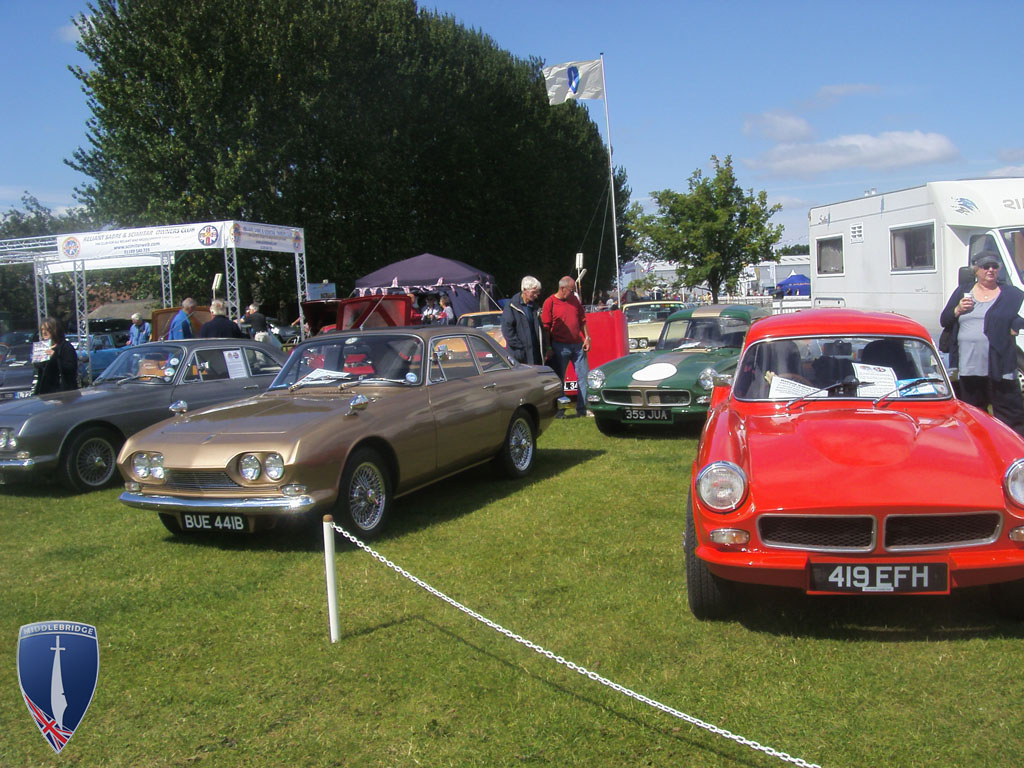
[162,470,241,492]
[602,389,691,407]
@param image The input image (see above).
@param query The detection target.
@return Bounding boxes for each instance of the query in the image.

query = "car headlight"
[1005,459,1024,507]
[0,428,16,450]
[264,452,285,481]
[132,452,164,480]
[587,369,606,389]
[698,367,716,391]
[239,453,262,481]
[628,338,638,349]
[696,461,748,512]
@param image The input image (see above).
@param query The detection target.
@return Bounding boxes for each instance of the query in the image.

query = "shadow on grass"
[591,419,705,442]
[158,446,604,554]
[336,611,770,768]
[722,582,1024,640]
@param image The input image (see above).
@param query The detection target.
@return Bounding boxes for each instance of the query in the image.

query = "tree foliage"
[627,155,781,303]
[0,195,102,327]
[68,0,629,313]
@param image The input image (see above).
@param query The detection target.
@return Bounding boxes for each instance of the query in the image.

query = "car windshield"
[624,303,683,324]
[458,313,502,329]
[732,335,952,402]
[93,344,186,383]
[657,315,750,350]
[270,333,425,390]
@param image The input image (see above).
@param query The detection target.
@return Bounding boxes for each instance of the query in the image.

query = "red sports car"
[686,309,1024,620]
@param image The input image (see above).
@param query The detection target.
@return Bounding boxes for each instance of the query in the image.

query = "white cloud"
[812,83,880,105]
[748,130,959,176]
[58,23,81,44]
[744,111,813,143]
[987,165,1024,177]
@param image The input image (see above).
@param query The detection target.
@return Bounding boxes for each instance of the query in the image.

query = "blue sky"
[2,0,1021,247]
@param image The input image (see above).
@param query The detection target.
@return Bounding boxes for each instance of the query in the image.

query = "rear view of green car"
[585,304,770,434]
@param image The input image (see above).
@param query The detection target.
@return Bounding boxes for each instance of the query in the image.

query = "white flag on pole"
[542,59,604,104]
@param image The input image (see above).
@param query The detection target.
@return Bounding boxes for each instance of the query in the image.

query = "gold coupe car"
[117,326,563,538]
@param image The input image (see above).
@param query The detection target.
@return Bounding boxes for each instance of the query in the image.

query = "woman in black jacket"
[32,317,80,395]
[939,250,1024,435]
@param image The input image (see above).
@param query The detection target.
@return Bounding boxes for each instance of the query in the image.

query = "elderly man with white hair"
[500,275,544,365]
[198,299,247,338]
[128,312,151,345]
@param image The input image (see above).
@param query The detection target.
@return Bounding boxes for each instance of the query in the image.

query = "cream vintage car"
[118,326,563,537]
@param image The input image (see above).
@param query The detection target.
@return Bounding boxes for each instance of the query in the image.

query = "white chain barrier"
[323,517,823,768]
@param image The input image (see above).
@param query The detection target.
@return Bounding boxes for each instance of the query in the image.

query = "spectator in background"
[166,297,197,340]
[245,303,268,336]
[438,295,455,325]
[501,275,544,364]
[940,249,1024,435]
[33,317,79,395]
[421,297,439,324]
[542,276,591,417]
[128,313,151,345]
[199,299,247,339]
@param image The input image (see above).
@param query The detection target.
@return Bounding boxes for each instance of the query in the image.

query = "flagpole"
[599,52,621,304]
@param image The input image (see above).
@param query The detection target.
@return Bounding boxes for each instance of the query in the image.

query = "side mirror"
[345,393,370,416]
[169,400,188,416]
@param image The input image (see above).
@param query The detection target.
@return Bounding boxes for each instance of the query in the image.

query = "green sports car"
[585,304,770,434]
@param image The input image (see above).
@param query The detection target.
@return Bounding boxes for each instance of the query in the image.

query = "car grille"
[162,470,240,492]
[884,513,1001,551]
[602,388,691,407]
[759,515,875,552]
[758,512,1002,552]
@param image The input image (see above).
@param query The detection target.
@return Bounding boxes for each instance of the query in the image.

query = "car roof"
[311,325,497,341]
[667,303,772,322]
[745,309,930,343]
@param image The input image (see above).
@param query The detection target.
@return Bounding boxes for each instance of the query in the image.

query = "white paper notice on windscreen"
[768,375,822,400]
[851,362,898,397]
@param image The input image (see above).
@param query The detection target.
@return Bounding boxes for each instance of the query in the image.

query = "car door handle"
[243,384,260,390]
[482,382,496,389]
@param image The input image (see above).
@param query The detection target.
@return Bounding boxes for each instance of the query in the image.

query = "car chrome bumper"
[0,457,36,470]
[118,491,316,515]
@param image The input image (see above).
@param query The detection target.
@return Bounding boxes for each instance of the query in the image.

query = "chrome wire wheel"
[76,436,117,487]
[347,460,387,531]
[508,417,534,472]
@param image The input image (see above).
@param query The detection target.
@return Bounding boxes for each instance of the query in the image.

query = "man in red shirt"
[542,276,591,417]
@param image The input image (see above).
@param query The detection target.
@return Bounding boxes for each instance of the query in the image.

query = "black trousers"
[957,375,1024,436]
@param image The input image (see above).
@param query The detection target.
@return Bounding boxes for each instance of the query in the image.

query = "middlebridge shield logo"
[17,621,99,754]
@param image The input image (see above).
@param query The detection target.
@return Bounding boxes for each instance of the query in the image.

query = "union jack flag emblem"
[17,621,99,755]
[62,237,81,259]
[198,225,220,246]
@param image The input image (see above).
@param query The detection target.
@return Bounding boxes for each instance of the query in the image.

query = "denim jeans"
[551,341,589,414]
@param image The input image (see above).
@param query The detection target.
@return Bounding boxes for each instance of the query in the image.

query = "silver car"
[0,339,287,492]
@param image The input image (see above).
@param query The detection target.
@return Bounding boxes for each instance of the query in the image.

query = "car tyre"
[685,494,734,620]
[594,416,625,436]
[59,426,122,492]
[990,579,1024,620]
[337,447,392,539]
[495,409,536,479]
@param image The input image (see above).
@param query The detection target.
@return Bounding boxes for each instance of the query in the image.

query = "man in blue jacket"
[166,298,196,340]
[501,276,544,365]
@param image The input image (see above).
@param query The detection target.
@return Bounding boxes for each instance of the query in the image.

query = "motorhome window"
[891,224,934,271]
[816,237,843,274]
[998,229,1024,278]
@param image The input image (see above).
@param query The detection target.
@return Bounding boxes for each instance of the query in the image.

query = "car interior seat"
[861,339,917,379]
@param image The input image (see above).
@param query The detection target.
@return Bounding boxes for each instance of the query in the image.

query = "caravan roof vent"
[850,223,864,243]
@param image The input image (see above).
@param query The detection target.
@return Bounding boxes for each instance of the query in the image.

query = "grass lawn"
[2,417,1024,767]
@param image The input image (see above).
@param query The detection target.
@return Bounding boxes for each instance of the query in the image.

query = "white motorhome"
[809,178,1024,367]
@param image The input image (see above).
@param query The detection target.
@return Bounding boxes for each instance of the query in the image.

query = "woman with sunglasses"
[32,317,80,396]
[940,249,1024,435]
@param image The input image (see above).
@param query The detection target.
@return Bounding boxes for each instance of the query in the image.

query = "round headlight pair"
[132,452,165,480]
[587,369,606,389]
[239,452,285,482]
[0,428,16,450]
[696,461,748,512]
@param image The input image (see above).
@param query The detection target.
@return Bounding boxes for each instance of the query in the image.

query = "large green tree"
[68,0,628,312]
[628,155,781,303]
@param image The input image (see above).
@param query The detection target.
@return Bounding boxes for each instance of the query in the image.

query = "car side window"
[181,349,243,382]
[245,347,282,376]
[429,336,478,383]
[469,336,509,373]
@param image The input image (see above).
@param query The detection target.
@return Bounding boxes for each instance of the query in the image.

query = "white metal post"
[323,515,339,643]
